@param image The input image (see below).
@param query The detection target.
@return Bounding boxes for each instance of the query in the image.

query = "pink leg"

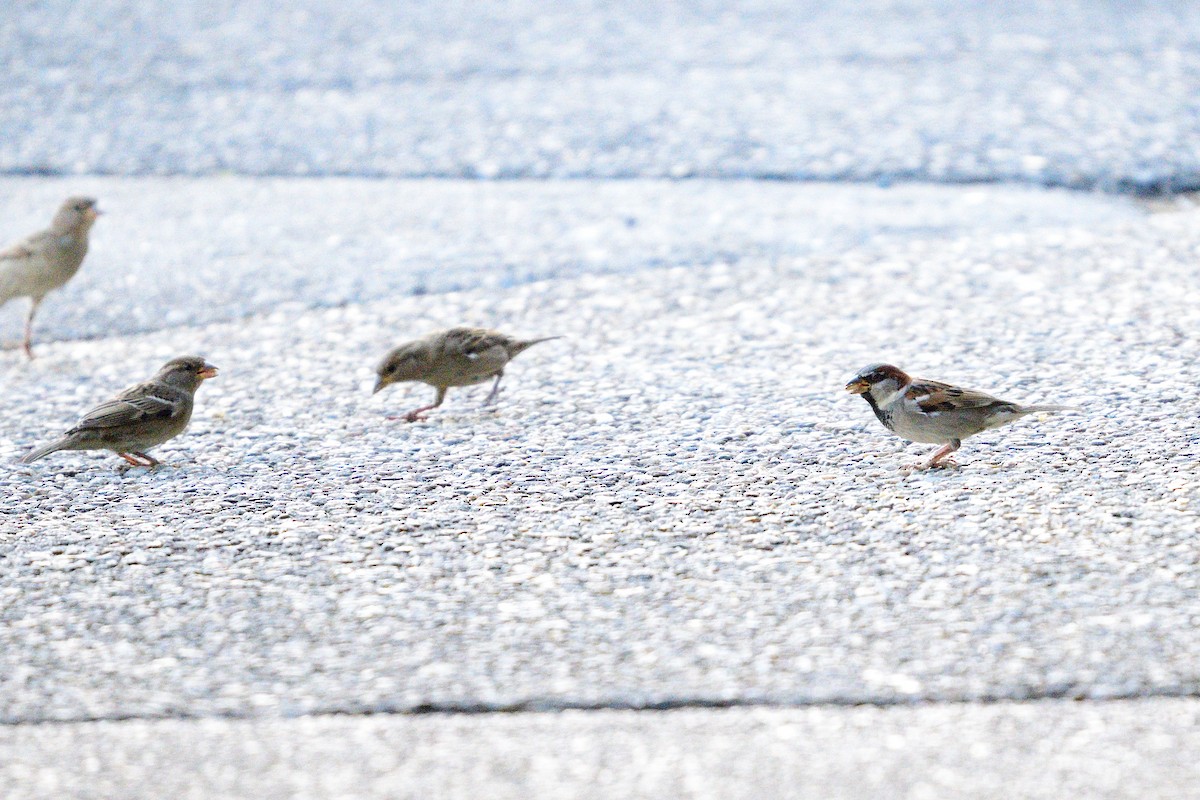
[22,297,41,359]
[909,440,961,471]
[117,452,158,467]
[389,404,439,423]
[386,387,447,423]
[481,372,504,407]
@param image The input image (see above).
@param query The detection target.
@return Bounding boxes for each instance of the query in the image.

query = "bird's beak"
[845,378,869,394]
[198,364,219,380]
[88,207,103,219]
[372,377,386,395]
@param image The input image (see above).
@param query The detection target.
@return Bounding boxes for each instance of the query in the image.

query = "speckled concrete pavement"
[3,699,1200,800]
[6,0,1200,795]
[0,177,1136,345]
[4,1,1200,191]
[2,178,1199,796]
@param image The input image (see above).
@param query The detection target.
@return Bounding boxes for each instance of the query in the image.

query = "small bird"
[0,196,101,358]
[374,327,560,421]
[21,356,219,467]
[845,363,1070,470]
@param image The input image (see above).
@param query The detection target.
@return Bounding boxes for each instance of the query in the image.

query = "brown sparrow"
[845,363,1070,470]
[21,356,218,467]
[374,327,560,421]
[0,197,101,358]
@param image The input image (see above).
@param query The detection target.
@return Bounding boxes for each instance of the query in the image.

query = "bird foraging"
[21,356,219,467]
[0,196,101,358]
[845,363,1070,471]
[374,327,560,422]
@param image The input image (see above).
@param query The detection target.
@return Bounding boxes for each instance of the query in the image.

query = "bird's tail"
[510,336,563,356]
[1018,404,1076,416]
[19,437,71,464]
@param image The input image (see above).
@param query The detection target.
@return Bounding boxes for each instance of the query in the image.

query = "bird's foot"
[902,458,959,474]
[385,411,427,423]
[118,453,159,468]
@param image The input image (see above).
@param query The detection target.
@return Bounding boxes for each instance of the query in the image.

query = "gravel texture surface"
[6,2,1200,794]
[3,179,1198,725]
[3,1,1200,191]
[2,699,1199,799]
[0,177,1136,343]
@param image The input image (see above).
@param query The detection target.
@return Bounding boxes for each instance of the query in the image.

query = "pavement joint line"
[4,688,1199,727]
[0,170,1197,196]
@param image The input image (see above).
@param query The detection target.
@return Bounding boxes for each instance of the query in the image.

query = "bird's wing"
[0,232,51,300]
[70,382,185,431]
[442,327,514,356]
[436,328,511,377]
[0,229,51,263]
[0,241,36,263]
[906,380,1010,413]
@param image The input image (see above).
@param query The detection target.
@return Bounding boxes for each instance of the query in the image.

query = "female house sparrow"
[0,197,101,358]
[374,327,560,422]
[845,363,1070,470]
[21,356,218,467]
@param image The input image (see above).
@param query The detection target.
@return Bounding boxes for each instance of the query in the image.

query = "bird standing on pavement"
[0,196,101,358]
[374,327,560,421]
[845,363,1070,470]
[21,356,219,467]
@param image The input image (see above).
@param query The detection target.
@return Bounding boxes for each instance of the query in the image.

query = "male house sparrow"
[845,363,1070,470]
[21,356,218,467]
[374,327,560,422]
[0,196,101,358]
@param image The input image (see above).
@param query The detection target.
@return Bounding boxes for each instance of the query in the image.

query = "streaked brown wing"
[0,241,36,262]
[908,380,1007,413]
[443,327,512,356]
[71,384,181,431]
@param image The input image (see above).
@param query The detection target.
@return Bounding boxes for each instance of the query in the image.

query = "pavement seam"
[5,687,1200,726]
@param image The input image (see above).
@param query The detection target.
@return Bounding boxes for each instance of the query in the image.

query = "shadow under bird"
[21,356,219,467]
[0,196,101,358]
[845,363,1071,470]
[374,326,561,422]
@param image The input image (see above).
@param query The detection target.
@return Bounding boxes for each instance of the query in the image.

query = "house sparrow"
[374,327,560,421]
[845,363,1070,470]
[20,356,218,467]
[0,196,101,358]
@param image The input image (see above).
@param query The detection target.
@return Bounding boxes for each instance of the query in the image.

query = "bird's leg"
[482,371,505,407]
[388,387,448,422]
[118,453,147,466]
[131,452,161,467]
[908,440,961,472]
[22,297,42,359]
